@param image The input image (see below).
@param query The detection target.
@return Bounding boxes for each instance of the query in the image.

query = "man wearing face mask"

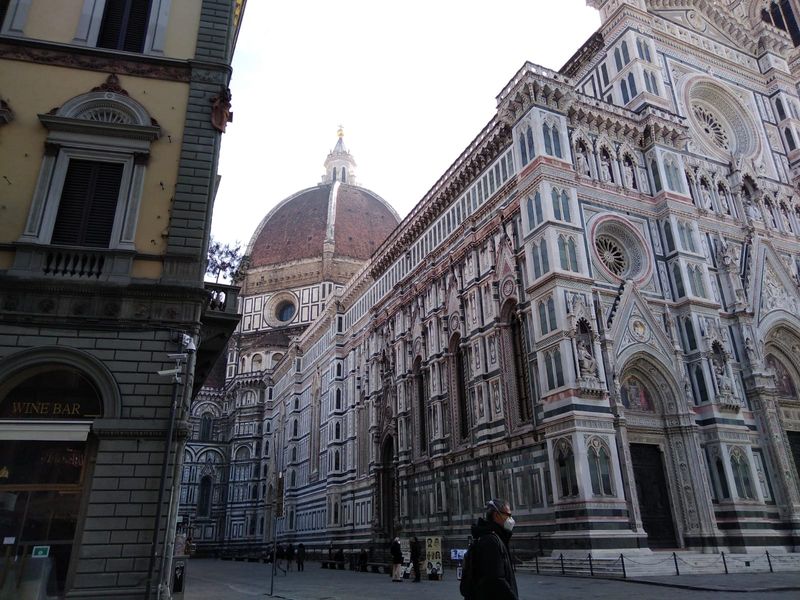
[468,498,518,600]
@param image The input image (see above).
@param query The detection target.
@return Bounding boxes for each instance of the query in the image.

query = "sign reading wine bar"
[0,367,102,419]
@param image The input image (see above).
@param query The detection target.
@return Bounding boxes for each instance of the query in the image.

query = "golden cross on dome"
[337,125,344,138]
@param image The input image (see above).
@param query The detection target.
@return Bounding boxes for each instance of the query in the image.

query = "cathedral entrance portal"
[379,436,395,537]
[630,444,677,548]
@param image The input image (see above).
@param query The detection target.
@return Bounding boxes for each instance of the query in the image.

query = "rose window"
[595,235,627,275]
[591,219,650,282]
[692,104,730,151]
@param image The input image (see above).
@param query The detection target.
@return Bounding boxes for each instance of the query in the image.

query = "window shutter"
[51,160,124,248]
[97,0,152,53]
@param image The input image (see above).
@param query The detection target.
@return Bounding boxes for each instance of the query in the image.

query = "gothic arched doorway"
[379,436,396,537]
[619,360,681,548]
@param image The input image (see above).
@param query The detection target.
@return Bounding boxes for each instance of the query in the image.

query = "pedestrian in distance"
[460,498,518,600]
[410,536,421,582]
[286,543,295,571]
[297,542,305,572]
[389,536,403,582]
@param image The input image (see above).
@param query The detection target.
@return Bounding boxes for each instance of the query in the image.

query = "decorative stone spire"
[322,126,357,185]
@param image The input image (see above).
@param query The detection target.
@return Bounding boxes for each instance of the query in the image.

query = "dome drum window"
[264,292,299,328]
[590,217,651,283]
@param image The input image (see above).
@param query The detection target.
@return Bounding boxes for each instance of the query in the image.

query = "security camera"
[181,334,197,353]
[157,368,181,377]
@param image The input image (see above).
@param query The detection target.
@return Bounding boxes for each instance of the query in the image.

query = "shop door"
[0,440,87,600]
[630,443,677,548]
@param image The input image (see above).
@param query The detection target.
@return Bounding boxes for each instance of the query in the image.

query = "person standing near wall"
[410,536,421,582]
[297,543,305,572]
[390,537,403,582]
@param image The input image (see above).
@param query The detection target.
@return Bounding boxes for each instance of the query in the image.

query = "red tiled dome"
[247,183,399,268]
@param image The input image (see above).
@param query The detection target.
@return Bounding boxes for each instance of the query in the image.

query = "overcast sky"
[211,1,601,248]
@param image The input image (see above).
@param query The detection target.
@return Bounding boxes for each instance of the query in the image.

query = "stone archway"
[618,353,715,550]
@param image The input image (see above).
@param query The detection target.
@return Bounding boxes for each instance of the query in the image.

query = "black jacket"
[410,539,421,562]
[470,518,518,600]
[390,540,403,564]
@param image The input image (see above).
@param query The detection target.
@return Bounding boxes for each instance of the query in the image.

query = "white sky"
[211,1,601,248]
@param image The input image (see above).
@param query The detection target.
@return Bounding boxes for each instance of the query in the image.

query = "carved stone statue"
[576,145,591,177]
[714,363,732,395]
[718,189,730,214]
[700,183,713,210]
[623,159,636,189]
[577,340,598,378]
[745,200,762,222]
[600,152,613,183]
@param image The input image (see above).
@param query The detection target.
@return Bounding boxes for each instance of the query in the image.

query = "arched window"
[588,439,613,496]
[684,317,697,351]
[290,470,296,487]
[334,422,341,440]
[650,159,662,192]
[552,189,562,220]
[292,419,299,437]
[715,456,731,499]
[336,363,343,377]
[627,73,637,99]
[519,133,528,165]
[252,354,262,371]
[618,78,628,103]
[560,191,571,222]
[776,98,787,121]
[556,440,579,497]
[567,238,579,272]
[551,125,562,158]
[663,221,675,252]
[543,123,553,155]
[785,128,797,151]
[558,236,568,270]
[730,449,755,499]
[334,450,340,471]
[451,334,470,440]
[333,502,339,524]
[291,446,297,462]
[672,263,685,298]
[335,389,342,409]
[544,349,564,390]
[200,413,213,441]
[614,48,623,71]
[508,308,532,422]
[526,126,536,159]
[526,191,543,229]
[621,41,630,64]
[693,364,709,403]
[341,167,347,182]
[198,476,213,517]
[762,1,800,46]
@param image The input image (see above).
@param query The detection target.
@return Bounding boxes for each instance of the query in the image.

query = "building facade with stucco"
[181,0,800,560]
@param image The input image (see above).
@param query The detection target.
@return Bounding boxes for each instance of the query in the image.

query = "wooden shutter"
[51,160,124,248]
[96,0,152,52]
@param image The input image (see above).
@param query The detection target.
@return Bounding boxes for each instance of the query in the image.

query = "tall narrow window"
[509,309,532,422]
[51,160,124,248]
[589,441,613,496]
[556,442,579,497]
[567,238,579,272]
[650,159,662,192]
[534,191,543,223]
[730,449,755,500]
[672,263,685,297]
[558,236,568,270]
[621,41,630,63]
[198,476,213,517]
[560,191,571,222]
[97,0,152,53]
[552,189,562,220]
[414,358,428,455]
[552,125,562,158]
[452,335,469,441]
[627,73,637,98]
[526,126,535,160]
[776,98,787,121]
[715,456,730,499]
[543,123,553,156]
[200,413,213,442]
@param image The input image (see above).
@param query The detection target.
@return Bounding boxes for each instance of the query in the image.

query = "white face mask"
[503,516,516,532]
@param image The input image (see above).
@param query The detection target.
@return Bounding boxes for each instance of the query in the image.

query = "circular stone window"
[591,218,650,282]
[276,300,296,323]
[686,80,757,160]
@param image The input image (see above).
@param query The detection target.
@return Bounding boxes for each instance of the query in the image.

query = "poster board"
[425,536,442,578]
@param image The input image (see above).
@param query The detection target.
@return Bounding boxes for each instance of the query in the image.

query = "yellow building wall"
[0,64,190,269]
[22,0,201,60]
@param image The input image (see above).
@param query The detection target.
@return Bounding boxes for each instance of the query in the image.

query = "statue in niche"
[717,186,730,214]
[623,157,637,190]
[576,143,591,177]
[600,151,613,183]
[745,200,763,222]
[714,362,733,395]
[577,340,598,378]
[700,181,713,210]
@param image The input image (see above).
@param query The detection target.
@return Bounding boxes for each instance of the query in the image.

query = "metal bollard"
[560,553,565,576]
[620,554,626,579]
[535,555,539,574]
[766,550,773,573]
[588,554,594,577]
[722,552,728,575]
[673,552,680,576]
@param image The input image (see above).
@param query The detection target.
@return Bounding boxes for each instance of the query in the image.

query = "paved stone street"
[184,559,800,599]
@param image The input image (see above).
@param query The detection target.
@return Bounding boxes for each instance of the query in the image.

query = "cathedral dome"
[246,130,400,281]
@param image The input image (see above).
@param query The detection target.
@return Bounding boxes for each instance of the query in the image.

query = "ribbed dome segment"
[247,183,399,269]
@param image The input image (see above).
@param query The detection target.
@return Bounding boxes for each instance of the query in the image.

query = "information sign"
[32,546,50,558]
[425,536,442,579]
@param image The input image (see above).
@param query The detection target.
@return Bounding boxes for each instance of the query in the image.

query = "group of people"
[389,498,519,600]
[271,542,305,572]
[388,535,423,582]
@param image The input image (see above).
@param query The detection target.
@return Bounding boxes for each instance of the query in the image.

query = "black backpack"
[459,540,478,599]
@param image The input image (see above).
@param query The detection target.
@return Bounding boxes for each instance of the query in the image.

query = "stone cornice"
[0,36,192,82]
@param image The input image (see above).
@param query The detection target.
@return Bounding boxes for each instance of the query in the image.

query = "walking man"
[462,498,518,600]
[297,542,305,572]
[390,537,403,582]
[410,536,421,582]
[286,543,295,571]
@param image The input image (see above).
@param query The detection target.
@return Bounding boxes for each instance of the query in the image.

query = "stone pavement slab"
[184,559,800,600]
